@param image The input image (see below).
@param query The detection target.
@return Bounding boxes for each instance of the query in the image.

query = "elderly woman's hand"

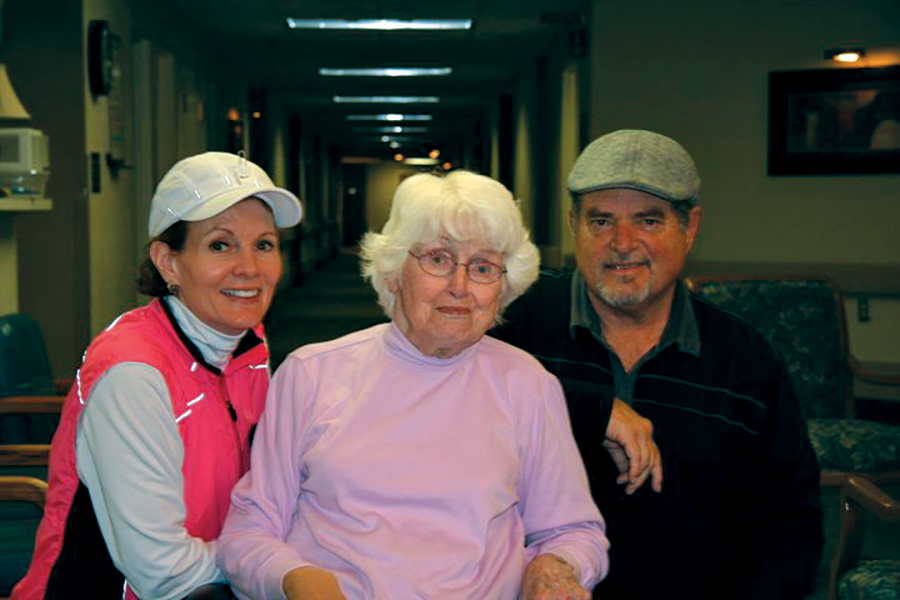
[520,553,591,600]
[282,566,346,600]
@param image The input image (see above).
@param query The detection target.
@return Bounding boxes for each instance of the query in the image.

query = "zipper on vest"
[225,397,237,421]
[216,374,238,421]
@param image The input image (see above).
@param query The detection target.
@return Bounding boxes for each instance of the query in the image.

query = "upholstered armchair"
[684,275,900,486]
[828,476,900,600]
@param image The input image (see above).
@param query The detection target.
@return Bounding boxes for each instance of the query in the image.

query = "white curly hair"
[359,170,540,322]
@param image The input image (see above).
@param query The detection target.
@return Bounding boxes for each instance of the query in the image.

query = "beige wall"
[557,63,580,262]
[364,162,425,234]
[588,0,899,265]
[85,0,141,336]
[586,0,900,362]
[514,93,535,231]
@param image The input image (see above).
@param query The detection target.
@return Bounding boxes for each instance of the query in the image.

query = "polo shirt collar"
[568,271,701,357]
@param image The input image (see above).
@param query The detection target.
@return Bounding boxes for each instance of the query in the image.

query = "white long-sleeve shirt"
[75,297,244,600]
[218,322,609,599]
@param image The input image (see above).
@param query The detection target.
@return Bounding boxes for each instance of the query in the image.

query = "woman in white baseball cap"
[14,152,302,600]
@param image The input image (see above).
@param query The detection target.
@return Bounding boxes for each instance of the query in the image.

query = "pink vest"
[12,299,270,600]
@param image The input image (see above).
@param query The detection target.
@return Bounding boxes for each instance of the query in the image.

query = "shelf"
[0,197,52,212]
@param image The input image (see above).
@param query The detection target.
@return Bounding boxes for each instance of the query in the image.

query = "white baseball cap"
[148,151,303,237]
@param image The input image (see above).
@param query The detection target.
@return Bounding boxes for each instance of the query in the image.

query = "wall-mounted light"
[825,47,865,63]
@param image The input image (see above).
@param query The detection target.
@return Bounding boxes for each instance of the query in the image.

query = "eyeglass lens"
[413,251,504,283]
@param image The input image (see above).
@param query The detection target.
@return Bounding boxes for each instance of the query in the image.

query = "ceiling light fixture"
[352,126,429,134]
[824,47,865,63]
[371,135,415,143]
[320,67,452,77]
[333,95,440,103]
[346,114,433,122]
[287,19,472,31]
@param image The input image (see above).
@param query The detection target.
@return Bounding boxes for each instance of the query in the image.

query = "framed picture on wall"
[768,65,900,175]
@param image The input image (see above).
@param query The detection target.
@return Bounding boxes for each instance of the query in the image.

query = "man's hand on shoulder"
[604,398,663,495]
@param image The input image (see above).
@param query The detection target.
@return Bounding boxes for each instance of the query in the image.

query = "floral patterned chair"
[684,275,900,486]
[828,476,900,600]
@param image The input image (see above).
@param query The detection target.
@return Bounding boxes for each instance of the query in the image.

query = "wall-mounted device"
[0,127,50,197]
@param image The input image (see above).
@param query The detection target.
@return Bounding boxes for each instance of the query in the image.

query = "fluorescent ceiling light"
[376,135,415,143]
[353,127,429,136]
[333,95,440,104]
[346,114,433,122]
[375,125,428,133]
[287,19,472,31]
[320,67,452,77]
[404,158,440,166]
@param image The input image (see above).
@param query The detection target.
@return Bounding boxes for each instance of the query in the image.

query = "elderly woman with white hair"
[216,170,609,600]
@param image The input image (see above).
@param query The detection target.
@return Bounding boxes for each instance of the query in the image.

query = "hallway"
[265,249,388,370]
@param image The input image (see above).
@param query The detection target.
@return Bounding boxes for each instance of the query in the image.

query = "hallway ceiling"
[160,0,589,163]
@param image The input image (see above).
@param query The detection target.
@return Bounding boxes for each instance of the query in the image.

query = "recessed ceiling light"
[333,96,440,103]
[287,19,472,31]
[319,67,452,77]
[346,114,433,122]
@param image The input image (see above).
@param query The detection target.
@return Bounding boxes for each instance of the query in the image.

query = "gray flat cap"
[567,129,700,205]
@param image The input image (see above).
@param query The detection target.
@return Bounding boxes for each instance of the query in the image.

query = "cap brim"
[570,181,696,205]
[183,187,303,228]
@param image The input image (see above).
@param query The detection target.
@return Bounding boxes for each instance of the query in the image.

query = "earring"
[167,283,179,296]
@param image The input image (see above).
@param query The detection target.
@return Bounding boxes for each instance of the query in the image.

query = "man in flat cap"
[493,129,823,599]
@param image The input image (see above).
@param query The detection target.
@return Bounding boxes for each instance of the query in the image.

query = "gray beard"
[594,276,651,308]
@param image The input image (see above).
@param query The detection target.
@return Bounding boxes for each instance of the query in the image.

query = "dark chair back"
[0,314,59,443]
[686,276,853,420]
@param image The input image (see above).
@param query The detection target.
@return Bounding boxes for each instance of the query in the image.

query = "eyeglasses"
[409,250,506,284]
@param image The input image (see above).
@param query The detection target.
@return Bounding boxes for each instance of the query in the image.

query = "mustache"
[601,254,650,268]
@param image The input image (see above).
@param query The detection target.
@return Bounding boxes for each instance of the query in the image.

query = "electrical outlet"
[858,297,870,322]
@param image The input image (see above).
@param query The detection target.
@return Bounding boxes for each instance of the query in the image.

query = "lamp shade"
[0,64,31,119]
